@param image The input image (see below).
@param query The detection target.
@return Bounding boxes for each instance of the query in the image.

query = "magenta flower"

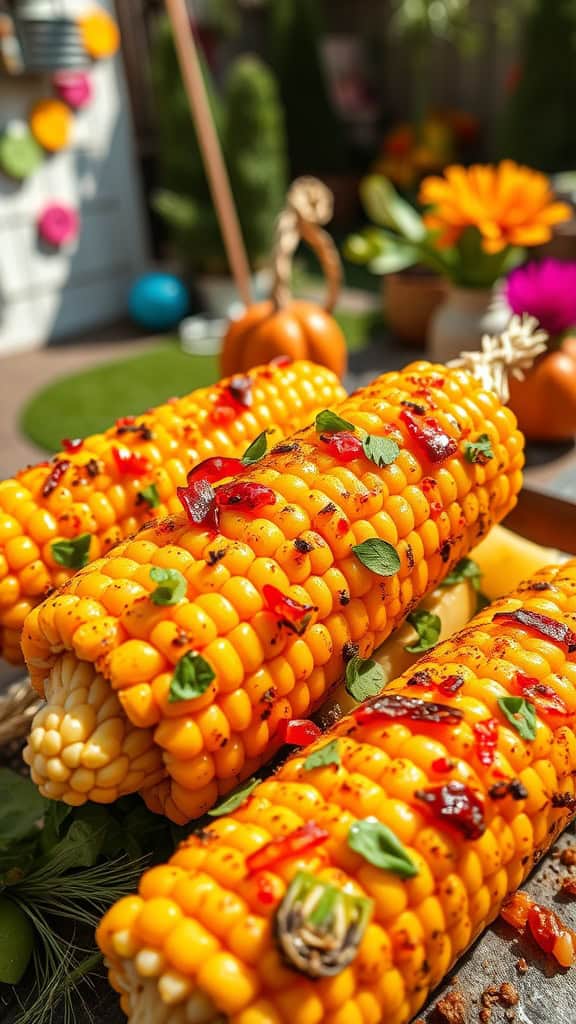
[506,259,576,336]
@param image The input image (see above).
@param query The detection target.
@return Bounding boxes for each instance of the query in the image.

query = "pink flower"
[506,259,576,335]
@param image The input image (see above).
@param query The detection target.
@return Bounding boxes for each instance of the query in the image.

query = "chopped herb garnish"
[345,656,385,702]
[464,433,494,465]
[405,610,441,654]
[241,431,268,466]
[315,410,356,434]
[352,538,401,577]
[362,435,400,468]
[149,567,187,606]
[51,533,91,569]
[138,484,160,508]
[169,651,215,703]
[208,777,259,816]
[304,739,341,771]
[497,697,537,741]
[347,817,418,878]
[441,557,482,591]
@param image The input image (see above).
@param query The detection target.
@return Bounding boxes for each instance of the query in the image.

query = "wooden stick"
[164,0,252,306]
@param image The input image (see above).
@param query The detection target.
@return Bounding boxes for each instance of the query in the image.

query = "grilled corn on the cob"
[23,360,523,819]
[0,359,345,663]
[97,557,576,1024]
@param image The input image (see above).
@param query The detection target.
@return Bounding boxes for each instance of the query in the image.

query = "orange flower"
[419,160,572,253]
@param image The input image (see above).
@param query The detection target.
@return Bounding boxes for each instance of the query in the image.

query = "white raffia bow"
[448,314,548,403]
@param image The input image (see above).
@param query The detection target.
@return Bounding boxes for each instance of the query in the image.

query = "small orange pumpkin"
[508,336,576,441]
[220,177,348,379]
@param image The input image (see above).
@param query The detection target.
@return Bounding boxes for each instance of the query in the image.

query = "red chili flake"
[406,669,434,689]
[551,793,576,811]
[501,891,532,930]
[514,673,570,720]
[319,432,364,462]
[400,409,458,464]
[473,718,498,766]
[177,478,219,531]
[42,459,71,497]
[437,674,465,696]
[211,403,236,426]
[115,415,136,428]
[187,456,245,486]
[493,610,576,653]
[263,584,315,636]
[432,757,455,773]
[336,517,349,536]
[415,780,486,839]
[355,694,464,727]
[228,375,253,408]
[269,354,293,368]
[246,822,328,874]
[61,438,83,453]
[216,481,276,513]
[277,718,322,746]
[528,904,576,966]
[255,873,278,906]
[489,779,528,801]
[112,447,150,477]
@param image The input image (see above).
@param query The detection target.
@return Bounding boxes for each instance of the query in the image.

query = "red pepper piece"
[61,438,83,453]
[431,757,455,773]
[263,584,315,636]
[210,403,236,426]
[493,610,576,653]
[255,873,279,906]
[437,674,464,696]
[228,375,253,408]
[355,694,464,726]
[415,780,486,839]
[277,718,322,746]
[42,459,71,497]
[115,415,136,428]
[112,447,150,477]
[177,478,219,531]
[514,673,570,720]
[269,354,293,367]
[246,822,328,875]
[187,457,245,486]
[319,432,364,462]
[501,891,532,930]
[216,481,276,513]
[473,718,498,766]
[400,409,458,464]
[528,904,576,966]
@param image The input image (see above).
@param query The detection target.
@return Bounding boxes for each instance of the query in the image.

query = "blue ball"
[129,273,189,331]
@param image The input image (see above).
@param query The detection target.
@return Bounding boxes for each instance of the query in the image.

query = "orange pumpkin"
[508,336,576,441]
[220,177,348,379]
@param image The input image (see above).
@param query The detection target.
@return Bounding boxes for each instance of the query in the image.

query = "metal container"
[9,2,89,72]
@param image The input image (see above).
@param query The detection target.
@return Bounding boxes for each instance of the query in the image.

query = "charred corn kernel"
[0,361,344,663]
[100,559,576,1023]
[24,361,522,816]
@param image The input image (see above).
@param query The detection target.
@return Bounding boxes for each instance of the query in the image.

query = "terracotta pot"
[428,284,511,363]
[383,270,446,347]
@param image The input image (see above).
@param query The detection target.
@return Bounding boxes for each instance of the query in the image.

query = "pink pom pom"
[52,71,93,110]
[38,203,80,247]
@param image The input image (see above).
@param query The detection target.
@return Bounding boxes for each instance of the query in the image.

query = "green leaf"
[138,484,160,508]
[405,610,442,654]
[464,433,494,465]
[497,697,537,741]
[304,739,341,771]
[440,557,482,592]
[361,175,426,243]
[241,430,268,466]
[50,533,91,570]
[0,896,34,984]
[347,817,419,878]
[169,651,215,703]
[208,778,260,816]
[362,435,400,468]
[315,410,356,434]
[149,566,187,606]
[345,657,385,703]
[0,769,46,849]
[352,539,401,577]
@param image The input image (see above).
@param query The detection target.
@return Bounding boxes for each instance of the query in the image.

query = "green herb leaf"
[138,484,160,508]
[304,739,341,771]
[0,896,35,983]
[352,538,400,577]
[440,557,482,592]
[497,697,537,741]
[241,430,268,466]
[345,657,385,702]
[149,566,187,606]
[169,651,215,703]
[405,610,442,654]
[315,409,356,434]
[51,533,91,569]
[362,435,400,468]
[464,433,494,465]
[348,817,419,878]
[208,777,260,816]
[0,769,46,849]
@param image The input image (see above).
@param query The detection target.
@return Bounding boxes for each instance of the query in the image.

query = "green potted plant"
[345,162,571,359]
